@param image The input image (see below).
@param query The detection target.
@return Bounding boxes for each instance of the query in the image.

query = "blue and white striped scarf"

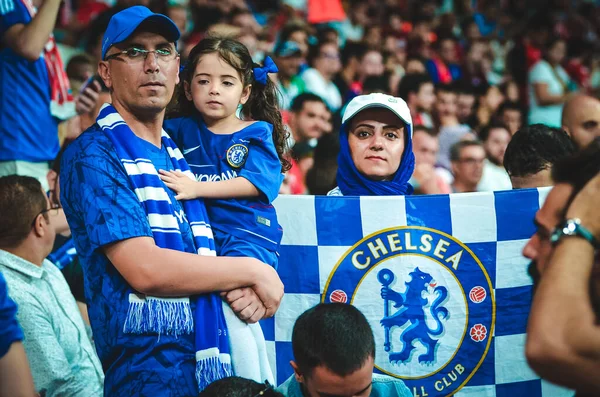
[97,104,232,391]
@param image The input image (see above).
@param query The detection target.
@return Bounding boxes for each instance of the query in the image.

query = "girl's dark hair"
[176,36,290,172]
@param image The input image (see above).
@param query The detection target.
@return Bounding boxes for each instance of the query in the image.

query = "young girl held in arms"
[160,37,289,382]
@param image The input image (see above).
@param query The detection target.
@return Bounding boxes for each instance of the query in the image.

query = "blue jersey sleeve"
[0,0,31,36]
[239,122,284,203]
[0,271,23,358]
[60,130,153,252]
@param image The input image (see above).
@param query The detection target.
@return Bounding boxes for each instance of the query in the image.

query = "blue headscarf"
[336,94,415,196]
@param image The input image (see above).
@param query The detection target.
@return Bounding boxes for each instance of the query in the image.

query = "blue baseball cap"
[101,6,181,60]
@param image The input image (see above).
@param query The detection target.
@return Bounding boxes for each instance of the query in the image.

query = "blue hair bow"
[253,56,278,85]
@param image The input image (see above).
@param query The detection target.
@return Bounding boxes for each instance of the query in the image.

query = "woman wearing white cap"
[328,93,415,196]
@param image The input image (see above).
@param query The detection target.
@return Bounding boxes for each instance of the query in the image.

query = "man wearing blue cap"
[60,6,284,396]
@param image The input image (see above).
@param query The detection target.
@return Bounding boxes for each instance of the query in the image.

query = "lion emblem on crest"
[379,267,449,365]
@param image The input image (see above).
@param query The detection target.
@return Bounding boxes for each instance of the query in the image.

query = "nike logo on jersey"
[183,145,201,155]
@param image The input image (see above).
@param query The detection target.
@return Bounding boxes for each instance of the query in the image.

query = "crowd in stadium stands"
[2,0,600,395]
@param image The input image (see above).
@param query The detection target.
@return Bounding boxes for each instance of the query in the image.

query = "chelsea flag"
[260,189,575,397]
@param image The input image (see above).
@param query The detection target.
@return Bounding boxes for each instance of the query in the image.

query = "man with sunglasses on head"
[60,6,283,396]
[0,175,104,396]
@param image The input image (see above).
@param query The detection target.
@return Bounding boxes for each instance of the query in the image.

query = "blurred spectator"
[473,0,499,37]
[0,0,75,189]
[339,0,369,42]
[561,94,600,148]
[477,123,512,191]
[405,56,427,74]
[411,125,451,195]
[301,40,342,111]
[165,3,188,38]
[456,83,478,127]
[362,75,390,95]
[503,124,576,189]
[77,76,111,132]
[425,36,462,84]
[496,100,524,136]
[305,133,339,195]
[199,377,282,397]
[286,94,331,194]
[333,41,364,103]
[83,8,117,63]
[229,7,260,36]
[475,84,504,129]
[460,16,482,45]
[0,271,36,397]
[363,25,382,49]
[316,26,340,48]
[356,47,385,90]
[462,39,490,90]
[564,38,591,92]
[435,83,473,170]
[499,80,521,103]
[276,303,412,396]
[0,175,104,395]
[273,41,306,110]
[278,21,310,58]
[65,54,95,94]
[397,73,435,128]
[450,140,485,193]
[291,142,314,185]
[528,37,577,128]
[288,93,330,147]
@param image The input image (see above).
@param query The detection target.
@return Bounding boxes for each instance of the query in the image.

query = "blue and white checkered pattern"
[261,189,575,396]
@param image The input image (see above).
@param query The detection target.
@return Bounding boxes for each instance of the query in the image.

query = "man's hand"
[75,80,101,116]
[251,264,284,318]
[221,287,267,323]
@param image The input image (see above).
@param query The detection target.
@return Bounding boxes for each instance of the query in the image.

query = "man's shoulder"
[0,264,41,309]
[62,124,118,167]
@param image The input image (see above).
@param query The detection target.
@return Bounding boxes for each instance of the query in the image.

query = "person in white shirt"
[301,41,342,111]
[528,37,577,128]
[477,122,512,191]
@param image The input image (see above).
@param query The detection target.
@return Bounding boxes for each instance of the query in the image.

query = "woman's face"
[547,40,567,65]
[347,108,406,181]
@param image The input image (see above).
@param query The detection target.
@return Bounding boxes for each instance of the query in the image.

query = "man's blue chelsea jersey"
[164,116,284,252]
[60,126,199,396]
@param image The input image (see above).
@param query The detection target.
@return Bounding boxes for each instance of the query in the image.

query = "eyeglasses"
[253,380,273,397]
[105,47,179,63]
[30,204,61,228]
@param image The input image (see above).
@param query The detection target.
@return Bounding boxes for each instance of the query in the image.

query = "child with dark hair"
[161,36,288,383]
[162,36,289,268]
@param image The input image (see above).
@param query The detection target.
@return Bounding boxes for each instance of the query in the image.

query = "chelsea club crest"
[322,226,495,397]
[226,143,248,168]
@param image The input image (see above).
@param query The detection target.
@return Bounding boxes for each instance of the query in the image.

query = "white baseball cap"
[341,93,413,137]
